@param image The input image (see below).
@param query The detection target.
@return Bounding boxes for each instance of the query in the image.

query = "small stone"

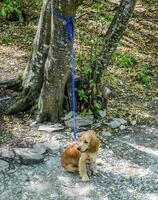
[102,131,112,137]
[130,120,137,126]
[98,110,106,118]
[64,111,73,120]
[104,120,121,129]
[94,122,102,128]
[0,160,9,172]
[120,125,127,130]
[96,158,104,166]
[30,121,37,127]
[113,118,127,125]
[13,148,44,164]
[103,86,112,99]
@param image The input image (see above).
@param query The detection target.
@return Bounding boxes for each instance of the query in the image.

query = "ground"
[0,123,158,200]
[0,0,158,199]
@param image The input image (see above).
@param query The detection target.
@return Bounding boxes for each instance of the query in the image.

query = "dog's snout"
[77,147,81,151]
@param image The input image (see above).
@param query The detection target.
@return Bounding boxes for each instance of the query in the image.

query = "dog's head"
[76,130,100,153]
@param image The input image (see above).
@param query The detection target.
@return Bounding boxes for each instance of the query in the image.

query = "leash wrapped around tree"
[51,8,77,142]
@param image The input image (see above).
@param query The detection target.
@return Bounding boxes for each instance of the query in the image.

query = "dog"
[61,130,100,181]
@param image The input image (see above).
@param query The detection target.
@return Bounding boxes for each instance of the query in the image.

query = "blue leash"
[51,8,77,142]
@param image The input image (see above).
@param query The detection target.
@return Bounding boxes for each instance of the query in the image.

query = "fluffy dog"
[61,130,100,181]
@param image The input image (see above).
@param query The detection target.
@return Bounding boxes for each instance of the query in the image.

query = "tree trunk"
[6,0,83,122]
[38,0,84,122]
[6,0,51,113]
[101,0,137,67]
[5,0,136,121]
[89,0,137,112]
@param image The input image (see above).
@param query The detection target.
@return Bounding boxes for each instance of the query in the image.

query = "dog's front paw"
[82,176,89,182]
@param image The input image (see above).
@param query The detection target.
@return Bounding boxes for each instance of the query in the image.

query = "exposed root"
[0,78,22,91]
[5,87,39,114]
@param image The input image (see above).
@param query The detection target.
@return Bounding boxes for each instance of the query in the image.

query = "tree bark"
[89,0,137,111]
[101,0,137,67]
[6,0,51,113]
[6,0,83,122]
[38,0,84,122]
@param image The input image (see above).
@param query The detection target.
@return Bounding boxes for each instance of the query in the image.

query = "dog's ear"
[89,135,100,153]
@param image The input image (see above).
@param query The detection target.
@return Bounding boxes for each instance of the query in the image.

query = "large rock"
[13,148,44,165]
[65,116,93,128]
[0,160,9,172]
[33,139,60,155]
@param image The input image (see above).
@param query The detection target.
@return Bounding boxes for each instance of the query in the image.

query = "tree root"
[0,78,22,91]
[5,86,39,114]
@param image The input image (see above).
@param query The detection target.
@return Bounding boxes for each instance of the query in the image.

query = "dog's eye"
[84,140,88,144]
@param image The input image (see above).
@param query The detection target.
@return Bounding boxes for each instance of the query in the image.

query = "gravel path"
[0,125,158,200]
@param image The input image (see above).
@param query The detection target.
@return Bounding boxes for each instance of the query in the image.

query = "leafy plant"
[77,89,88,101]
[105,13,114,22]
[0,0,21,20]
[112,53,135,68]
[0,0,41,21]
[139,64,149,86]
[1,34,13,44]
[83,66,92,75]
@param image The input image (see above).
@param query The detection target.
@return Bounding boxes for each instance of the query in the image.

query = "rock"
[94,122,102,128]
[13,148,44,164]
[1,190,13,200]
[44,139,60,154]
[146,193,158,200]
[0,147,15,159]
[30,121,37,127]
[0,160,9,172]
[120,125,127,130]
[65,116,93,128]
[38,124,64,133]
[64,111,73,120]
[150,163,158,173]
[104,120,121,129]
[102,131,112,137]
[33,143,47,154]
[113,118,127,125]
[104,118,128,129]
[103,86,112,99]
[130,120,137,126]
[98,110,106,118]
[96,158,104,166]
